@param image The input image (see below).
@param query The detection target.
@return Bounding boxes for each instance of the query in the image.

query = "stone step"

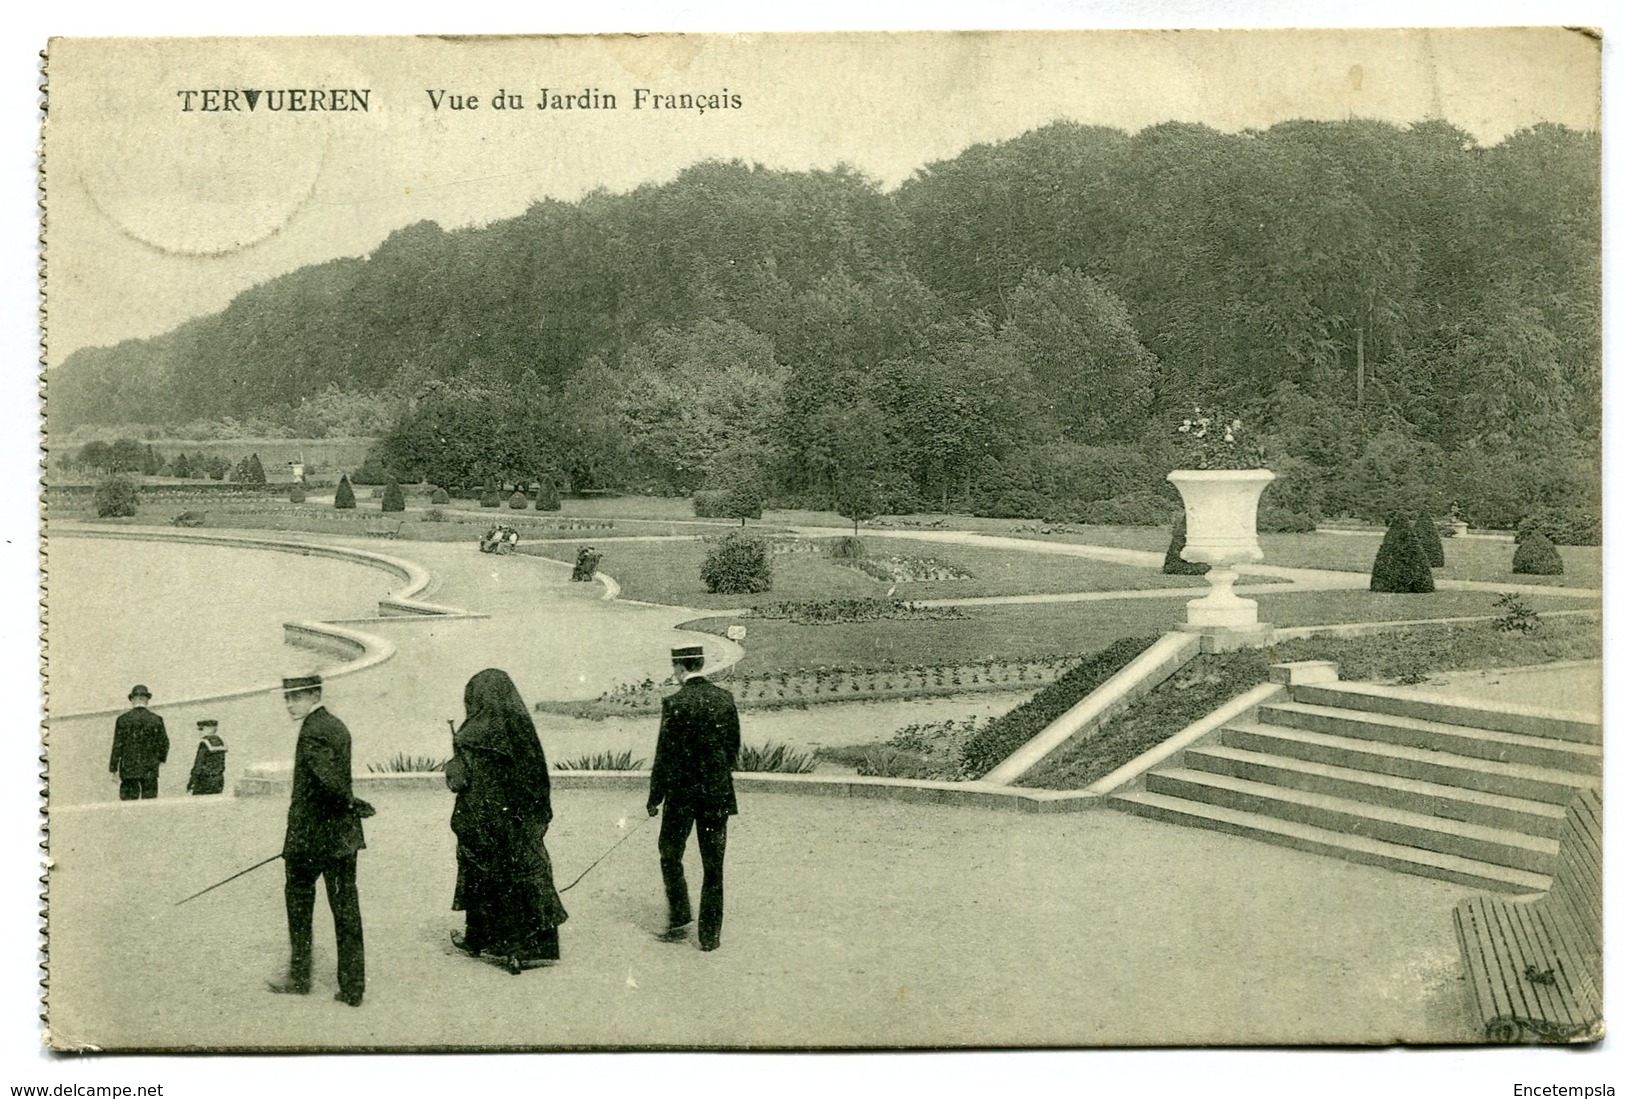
[1257,702,1602,776]
[1112,790,1550,895]
[1184,744,1571,839]
[1291,683,1601,744]
[1220,721,1594,806]
[1144,768,1560,874]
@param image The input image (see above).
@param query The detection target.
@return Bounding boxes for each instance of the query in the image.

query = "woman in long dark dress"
[446,668,568,971]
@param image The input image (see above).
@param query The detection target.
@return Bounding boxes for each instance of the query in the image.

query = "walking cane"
[559,809,655,893]
[174,852,283,906]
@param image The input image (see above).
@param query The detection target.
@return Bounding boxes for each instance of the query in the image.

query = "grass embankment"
[1016,616,1603,790]
[520,534,1198,611]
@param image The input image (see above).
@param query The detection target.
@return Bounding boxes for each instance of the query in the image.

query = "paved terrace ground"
[48,787,1477,1049]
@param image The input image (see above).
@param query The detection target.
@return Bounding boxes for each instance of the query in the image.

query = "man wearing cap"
[647,644,740,952]
[269,675,371,1007]
[185,720,228,796]
[109,685,169,800]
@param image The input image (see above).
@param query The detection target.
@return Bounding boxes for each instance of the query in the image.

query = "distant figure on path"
[268,675,371,1008]
[185,719,227,796]
[109,684,168,800]
[446,669,568,972]
[570,546,598,581]
[647,644,740,952]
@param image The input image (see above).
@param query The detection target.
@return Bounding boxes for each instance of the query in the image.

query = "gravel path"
[47,788,1477,1049]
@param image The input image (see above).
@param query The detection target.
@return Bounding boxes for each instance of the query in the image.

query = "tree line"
[51,118,1600,532]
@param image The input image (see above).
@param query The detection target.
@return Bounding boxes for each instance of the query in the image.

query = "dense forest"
[52,118,1601,532]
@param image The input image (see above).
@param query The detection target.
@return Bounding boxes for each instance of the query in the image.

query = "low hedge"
[958,635,1158,778]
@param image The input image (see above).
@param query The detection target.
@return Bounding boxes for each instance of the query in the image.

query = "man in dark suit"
[268,675,371,1007]
[109,684,168,800]
[647,644,740,952]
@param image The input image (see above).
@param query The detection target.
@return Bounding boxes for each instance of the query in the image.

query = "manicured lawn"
[1245,532,1601,589]
[520,533,1201,609]
[686,588,1596,676]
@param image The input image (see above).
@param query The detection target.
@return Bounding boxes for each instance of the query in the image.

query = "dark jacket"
[648,676,740,817]
[109,706,169,779]
[187,733,227,794]
[283,706,366,860]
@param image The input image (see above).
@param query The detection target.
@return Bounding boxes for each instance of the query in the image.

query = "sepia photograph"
[31,21,1605,1062]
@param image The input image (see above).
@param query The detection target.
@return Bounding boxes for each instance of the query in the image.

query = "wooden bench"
[1453,787,1601,1043]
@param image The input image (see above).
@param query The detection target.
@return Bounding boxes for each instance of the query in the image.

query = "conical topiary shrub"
[1370,512,1435,593]
[334,474,357,510]
[535,479,561,511]
[1413,515,1445,568]
[479,485,500,508]
[382,479,406,513]
[289,483,307,504]
[508,490,529,510]
[430,487,450,505]
[1512,531,1565,576]
[1162,513,1211,576]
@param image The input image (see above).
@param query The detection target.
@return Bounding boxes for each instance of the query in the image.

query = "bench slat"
[1453,788,1601,1042]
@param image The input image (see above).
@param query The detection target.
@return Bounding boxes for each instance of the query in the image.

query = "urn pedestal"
[1167,468,1275,632]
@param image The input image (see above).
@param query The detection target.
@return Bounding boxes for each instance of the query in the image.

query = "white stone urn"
[1167,468,1276,629]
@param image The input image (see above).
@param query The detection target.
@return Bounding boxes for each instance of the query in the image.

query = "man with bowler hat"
[185,719,228,796]
[269,675,372,1007]
[109,684,168,800]
[647,644,740,951]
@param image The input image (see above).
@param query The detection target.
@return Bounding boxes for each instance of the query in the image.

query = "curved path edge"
[47,526,478,721]
[227,766,1107,814]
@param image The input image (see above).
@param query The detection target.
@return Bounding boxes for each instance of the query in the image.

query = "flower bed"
[532,655,1077,720]
[845,554,973,583]
[750,598,968,625]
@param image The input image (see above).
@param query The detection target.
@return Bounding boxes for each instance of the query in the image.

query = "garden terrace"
[678,588,1594,678]
[518,534,1207,610]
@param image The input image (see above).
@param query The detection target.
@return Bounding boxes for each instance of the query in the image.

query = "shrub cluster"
[700,533,773,594]
[1517,508,1600,547]
[288,483,307,504]
[93,476,139,518]
[826,536,866,559]
[1512,531,1565,576]
[479,486,500,508]
[1370,513,1435,593]
[430,486,451,505]
[382,480,406,513]
[958,635,1158,778]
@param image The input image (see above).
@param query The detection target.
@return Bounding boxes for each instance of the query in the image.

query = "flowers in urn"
[1173,406,1266,470]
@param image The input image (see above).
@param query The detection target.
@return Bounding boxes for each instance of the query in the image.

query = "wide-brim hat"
[196,719,219,728]
[282,674,323,693]
[670,645,705,661]
[127,684,151,700]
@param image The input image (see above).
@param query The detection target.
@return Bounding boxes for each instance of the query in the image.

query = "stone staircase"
[1112,681,1601,893]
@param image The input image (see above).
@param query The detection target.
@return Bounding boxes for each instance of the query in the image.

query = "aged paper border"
[9,0,1623,1093]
